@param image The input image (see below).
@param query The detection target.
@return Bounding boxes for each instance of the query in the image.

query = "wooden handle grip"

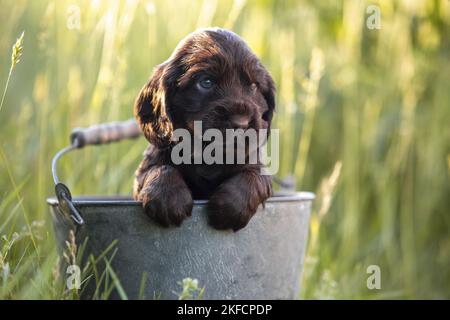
[70,119,141,147]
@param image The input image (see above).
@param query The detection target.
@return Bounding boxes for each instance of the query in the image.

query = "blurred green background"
[0,0,449,299]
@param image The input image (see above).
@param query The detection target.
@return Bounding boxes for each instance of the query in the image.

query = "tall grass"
[0,0,449,299]
[0,31,24,112]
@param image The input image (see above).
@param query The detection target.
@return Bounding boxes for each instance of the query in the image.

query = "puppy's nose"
[231,115,249,129]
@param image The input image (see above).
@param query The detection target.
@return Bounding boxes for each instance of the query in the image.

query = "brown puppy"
[133,28,275,231]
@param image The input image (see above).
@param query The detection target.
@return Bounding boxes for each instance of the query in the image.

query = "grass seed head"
[11,31,24,68]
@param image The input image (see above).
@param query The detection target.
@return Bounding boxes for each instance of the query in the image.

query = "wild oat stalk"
[0,31,24,112]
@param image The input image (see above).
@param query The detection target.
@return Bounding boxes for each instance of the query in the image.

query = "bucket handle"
[51,119,141,225]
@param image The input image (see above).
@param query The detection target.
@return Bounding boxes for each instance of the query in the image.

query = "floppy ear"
[261,71,276,128]
[134,64,173,147]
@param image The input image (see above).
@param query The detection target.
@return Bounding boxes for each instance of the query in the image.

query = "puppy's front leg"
[134,165,193,227]
[208,169,273,231]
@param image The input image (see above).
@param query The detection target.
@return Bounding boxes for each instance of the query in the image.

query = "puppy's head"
[134,28,275,148]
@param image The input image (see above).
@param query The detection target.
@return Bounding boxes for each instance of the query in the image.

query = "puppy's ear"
[261,72,276,126]
[134,64,173,147]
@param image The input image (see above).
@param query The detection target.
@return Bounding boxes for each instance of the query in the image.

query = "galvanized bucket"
[47,120,314,300]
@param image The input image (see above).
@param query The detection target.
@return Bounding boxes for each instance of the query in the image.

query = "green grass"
[0,0,449,299]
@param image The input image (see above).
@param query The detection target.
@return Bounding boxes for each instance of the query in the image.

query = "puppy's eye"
[197,78,215,90]
[250,83,258,92]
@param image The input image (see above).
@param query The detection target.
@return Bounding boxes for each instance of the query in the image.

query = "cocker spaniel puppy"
[133,28,275,231]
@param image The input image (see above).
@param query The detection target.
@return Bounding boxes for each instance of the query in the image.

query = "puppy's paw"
[207,172,272,231]
[208,193,254,231]
[136,166,193,227]
[140,188,193,227]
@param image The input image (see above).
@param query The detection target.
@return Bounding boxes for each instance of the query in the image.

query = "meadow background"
[0,0,449,299]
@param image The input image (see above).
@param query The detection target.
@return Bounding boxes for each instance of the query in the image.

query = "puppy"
[133,28,275,231]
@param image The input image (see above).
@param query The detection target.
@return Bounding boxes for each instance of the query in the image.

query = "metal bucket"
[47,120,314,300]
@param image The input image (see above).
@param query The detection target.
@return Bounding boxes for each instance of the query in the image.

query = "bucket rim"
[46,191,315,207]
